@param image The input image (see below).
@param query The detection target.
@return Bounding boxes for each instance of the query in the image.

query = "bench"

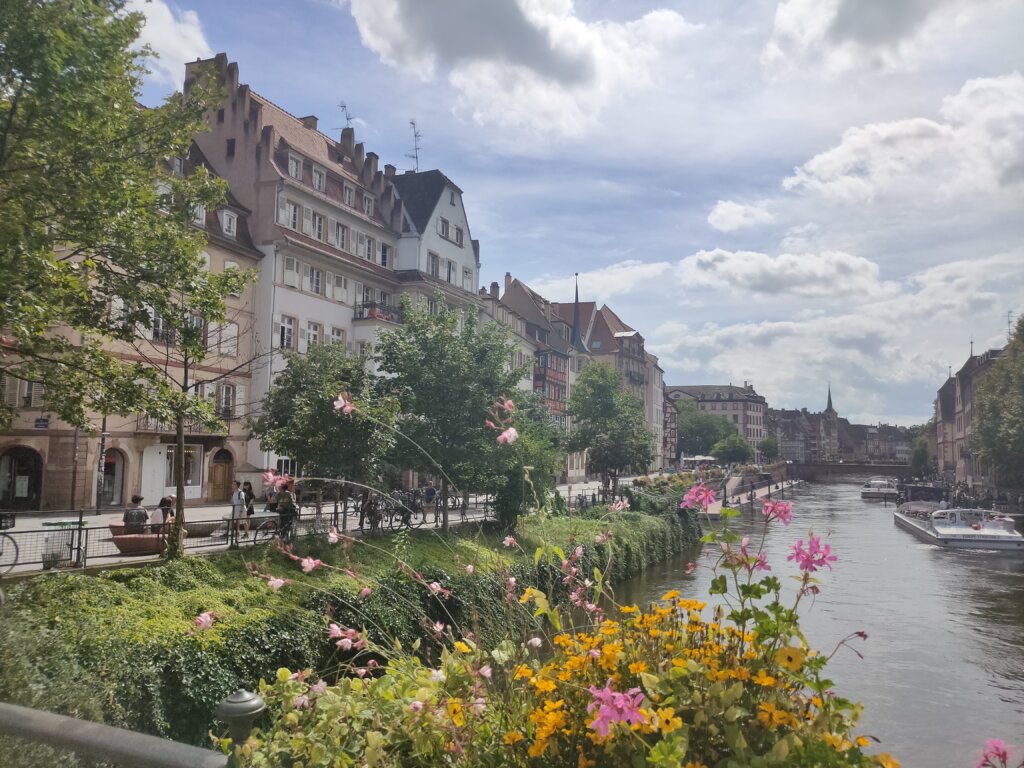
[110,534,166,556]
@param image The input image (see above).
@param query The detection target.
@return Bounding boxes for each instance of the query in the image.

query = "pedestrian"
[123,494,148,534]
[242,481,256,538]
[229,480,245,542]
[423,481,437,525]
[277,480,298,538]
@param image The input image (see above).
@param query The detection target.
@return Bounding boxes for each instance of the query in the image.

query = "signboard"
[34,417,49,429]
[15,476,30,498]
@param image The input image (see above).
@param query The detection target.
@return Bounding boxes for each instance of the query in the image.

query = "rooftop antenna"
[970,335,974,357]
[337,102,355,129]
[406,119,422,172]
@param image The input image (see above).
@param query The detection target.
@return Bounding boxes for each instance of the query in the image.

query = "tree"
[567,362,654,478]
[250,343,397,484]
[675,398,736,457]
[0,0,224,428]
[375,297,526,531]
[975,317,1024,487]
[910,435,930,477]
[758,436,780,462]
[711,434,753,465]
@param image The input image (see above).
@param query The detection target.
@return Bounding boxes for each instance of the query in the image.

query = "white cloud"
[347,0,699,136]
[676,248,893,299]
[128,0,212,86]
[707,200,775,232]
[530,259,672,304]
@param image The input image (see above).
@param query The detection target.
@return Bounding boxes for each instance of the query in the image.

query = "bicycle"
[0,513,19,576]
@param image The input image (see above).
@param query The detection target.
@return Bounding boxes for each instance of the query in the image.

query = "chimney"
[353,142,365,172]
[366,151,379,178]
[340,127,355,157]
[299,115,318,130]
[384,163,396,179]
[504,272,513,292]
[490,281,499,299]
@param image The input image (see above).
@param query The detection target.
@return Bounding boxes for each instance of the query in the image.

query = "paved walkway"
[702,479,803,518]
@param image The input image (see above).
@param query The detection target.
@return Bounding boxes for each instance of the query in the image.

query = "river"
[616,478,1024,768]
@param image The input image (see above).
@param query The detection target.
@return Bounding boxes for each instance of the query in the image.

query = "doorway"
[208,449,234,503]
[101,449,125,507]
[0,446,43,510]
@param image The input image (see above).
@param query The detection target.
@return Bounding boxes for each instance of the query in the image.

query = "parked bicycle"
[0,513,19,575]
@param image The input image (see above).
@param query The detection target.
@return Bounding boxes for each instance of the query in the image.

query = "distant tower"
[825,383,836,415]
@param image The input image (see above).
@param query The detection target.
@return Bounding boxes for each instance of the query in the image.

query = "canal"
[617,478,1024,768]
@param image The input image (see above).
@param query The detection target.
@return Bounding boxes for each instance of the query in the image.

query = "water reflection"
[615,479,1024,768]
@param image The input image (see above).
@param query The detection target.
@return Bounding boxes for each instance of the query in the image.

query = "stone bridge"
[786,462,912,482]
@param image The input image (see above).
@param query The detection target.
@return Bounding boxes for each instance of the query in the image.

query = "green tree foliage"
[249,343,398,484]
[910,435,930,476]
[567,362,654,476]
[0,0,225,428]
[711,433,753,465]
[975,317,1024,487]
[375,298,528,530]
[675,398,736,457]
[757,436,780,462]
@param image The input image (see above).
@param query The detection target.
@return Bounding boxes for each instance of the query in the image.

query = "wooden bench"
[110,534,166,556]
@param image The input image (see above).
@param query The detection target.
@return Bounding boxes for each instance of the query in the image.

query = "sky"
[132,0,1024,426]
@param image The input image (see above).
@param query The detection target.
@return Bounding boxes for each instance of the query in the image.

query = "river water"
[616,478,1024,768]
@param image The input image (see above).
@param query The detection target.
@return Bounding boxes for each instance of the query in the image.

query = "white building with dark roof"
[666,383,768,458]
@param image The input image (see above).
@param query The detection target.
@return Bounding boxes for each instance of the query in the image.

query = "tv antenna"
[406,119,422,172]
[338,102,355,129]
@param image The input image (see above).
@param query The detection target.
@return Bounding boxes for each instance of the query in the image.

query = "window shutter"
[335,274,348,302]
[302,264,311,292]
[277,194,288,225]
[357,232,366,258]
[208,321,221,353]
[284,257,299,288]
[1,373,20,407]
[327,218,338,247]
[234,384,246,419]
[221,323,238,356]
[297,326,308,354]
[324,271,335,300]
[302,206,313,235]
[353,282,363,307]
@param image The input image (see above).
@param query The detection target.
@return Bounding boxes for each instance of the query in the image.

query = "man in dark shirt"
[122,495,149,534]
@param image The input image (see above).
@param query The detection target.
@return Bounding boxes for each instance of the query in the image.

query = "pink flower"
[337,637,353,651]
[471,697,487,715]
[327,526,340,544]
[410,700,425,712]
[754,550,772,572]
[788,535,838,573]
[433,621,445,635]
[502,535,517,548]
[333,393,354,414]
[293,694,310,709]
[762,500,794,525]
[588,648,600,659]
[328,623,344,639]
[595,532,611,545]
[507,577,517,588]
[309,680,327,694]
[500,398,515,413]
[262,470,276,485]
[465,564,475,575]
[428,581,442,595]
[478,665,492,679]
[194,611,215,631]
[587,680,648,737]
[609,499,629,512]
[977,739,1011,768]
[686,561,698,574]
[527,637,543,648]
[359,586,372,599]
[573,545,584,559]
[681,483,717,511]
[497,427,519,445]
[267,577,286,592]
[300,557,323,574]
[485,419,497,430]
[367,659,379,669]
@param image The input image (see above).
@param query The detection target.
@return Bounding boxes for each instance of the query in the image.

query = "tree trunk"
[165,412,187,558]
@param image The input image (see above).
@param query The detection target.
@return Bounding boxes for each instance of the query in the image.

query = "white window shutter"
[298,326,308,354]
[357,232,366,258]
[0,373,19,407]
[221,323,238,356]
[208,321,221,353]
[235,384,246,419]
[277,194,288,225]
[327,218,338,247]
[284,258,299,288]
[302,206,313,235]
[302,264,312,292]
[353,282,363,307]
[324,272,335,300]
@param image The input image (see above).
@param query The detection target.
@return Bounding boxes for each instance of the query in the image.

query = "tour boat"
[861,476,899,500]
[893,506,1024,550]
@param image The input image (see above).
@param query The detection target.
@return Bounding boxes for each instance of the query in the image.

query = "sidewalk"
[701,479,803,518]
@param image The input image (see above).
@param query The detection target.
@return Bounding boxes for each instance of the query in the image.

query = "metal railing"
[353,301,404,324]
[0,689,264,768]
[135,414,213,433]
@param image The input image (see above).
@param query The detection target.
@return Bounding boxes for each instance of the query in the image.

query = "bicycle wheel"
[408,504,425,529]
[254,518,279,545]
[0,533,19,575]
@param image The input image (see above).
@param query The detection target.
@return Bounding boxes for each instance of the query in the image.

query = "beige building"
[667,383,768,461]
[935,348,1004,488]
[0,145,262,510]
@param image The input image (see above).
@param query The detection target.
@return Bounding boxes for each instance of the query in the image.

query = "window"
[427,298,438,315]
[216,108,225,123]
[334,274,348,301]
[283,256,299,287]
[282,200,299,230]
[276,457,297,477]
[733,415,739,423]
[278,315,295,349]
[380,244,390,268]
[219,210,237,239]
[365,237,375,261]
[306,321,321,347]
[379,291,390,307]
[172,157,183,176]
[362,196,374,217]
[455,227,464,246]
[0,373,19,407]
[439,218,450,238]
[343,185,354,207]
[288,154,302,179]
[192,204,206,227]
[223,260,241,296]
[447,260,455,283]
[312,166,326,191]
[330,326,346,345]
[24,381,45,408]
[219,383,236,418]
[155,181,172,211]
[166,445,201,487]
[334,222,348,250]
[362,284,374,305]
[428,252,439,277]
[226,139,235,158]
[450,190,456,205]
[307,266,323,295]
[311,212,324,241]
[152,308,172,343]
[463,267,472,291]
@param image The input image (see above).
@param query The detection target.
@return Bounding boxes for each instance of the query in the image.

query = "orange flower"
[503,730,524,745]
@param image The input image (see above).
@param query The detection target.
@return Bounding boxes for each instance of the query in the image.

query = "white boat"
[861,476,899,500]
[893,506,1024,550]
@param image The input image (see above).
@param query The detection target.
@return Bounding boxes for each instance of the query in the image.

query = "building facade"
[666,383,768,460]
[935,348,1004,488]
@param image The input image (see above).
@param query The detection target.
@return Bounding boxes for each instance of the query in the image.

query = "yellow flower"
[527,739,548,758]
[656,707,683,735]
[446,698,465,728]
[519,587,538,604]
[503,730,524,745]
[620,604,639,614]
[823,732,853,751]
[629,661,649,675]
[662,590,680,601]
[532,675,557,694]
[685,763,708,768]
[878,754,901,768]
[774,646,806,672]
[453,641,471,653]
[513,664,533,679]
[855,736,871,748]
[753,669,777,687]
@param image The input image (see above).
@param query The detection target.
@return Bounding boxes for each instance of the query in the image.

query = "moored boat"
[893,506,1024,550]
[861,476,899,500]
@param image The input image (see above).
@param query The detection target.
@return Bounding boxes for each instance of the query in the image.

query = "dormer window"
[172,157,183,177]
[312,166,326,192]
[343,185,354,207]
[288,154,302,180]
[455,226,464,246]
[362,196,374,217]
[219,210,237,239]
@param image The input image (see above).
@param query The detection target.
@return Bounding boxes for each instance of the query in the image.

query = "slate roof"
[667,385,765,402]
[251,93,356,181]
[390,170,461,235]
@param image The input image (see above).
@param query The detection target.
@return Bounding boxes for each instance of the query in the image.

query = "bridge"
[786,462,913,482]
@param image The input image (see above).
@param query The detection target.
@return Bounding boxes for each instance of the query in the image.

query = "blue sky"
[133,0,1024,425]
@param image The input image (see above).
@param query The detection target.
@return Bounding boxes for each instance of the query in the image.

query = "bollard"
[216,689,266,766]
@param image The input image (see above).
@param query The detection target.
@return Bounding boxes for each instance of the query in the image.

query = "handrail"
[0,700,227,768]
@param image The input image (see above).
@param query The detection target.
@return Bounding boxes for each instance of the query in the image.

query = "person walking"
[277,480,298,539]
[423,482,437,526]
[241,481,256,538]
[229,480,245,546]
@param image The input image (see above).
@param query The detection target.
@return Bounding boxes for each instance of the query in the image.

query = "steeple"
[826,383,835,414]
[570,272,581,348]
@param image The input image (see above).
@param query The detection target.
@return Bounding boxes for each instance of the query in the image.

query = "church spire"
[570,272,581,348]
[826,383,834,413]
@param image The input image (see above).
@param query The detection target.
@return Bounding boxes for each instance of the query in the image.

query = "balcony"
[626,370,647,386]
[353,302,404,325]
[136,414,213,434]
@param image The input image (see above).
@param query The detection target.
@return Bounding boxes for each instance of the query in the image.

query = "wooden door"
[208,460,232,502]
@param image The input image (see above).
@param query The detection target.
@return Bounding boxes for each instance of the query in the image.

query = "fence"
[0,495,499,576]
